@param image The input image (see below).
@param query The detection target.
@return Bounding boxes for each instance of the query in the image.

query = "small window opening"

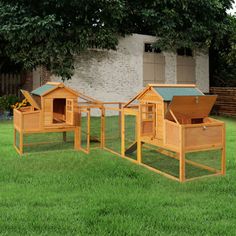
[177,47,193,57]
[53,98,66,123]
[144,43,162,53]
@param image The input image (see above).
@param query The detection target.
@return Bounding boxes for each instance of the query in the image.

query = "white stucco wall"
[195,52,209,93]
[51,33,209,102]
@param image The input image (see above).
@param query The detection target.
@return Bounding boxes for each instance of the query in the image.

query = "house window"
[143,43,165,86]
[67,100,72,111]
[177,48,195,84]
[141,104,155,136]
[177,47,193,57]
[144,43,162,53]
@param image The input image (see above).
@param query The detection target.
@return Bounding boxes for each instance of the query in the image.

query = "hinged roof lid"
[153,87,203,101]
[21,90,40,109]
[31,84,56,96]
[165,95,217,121]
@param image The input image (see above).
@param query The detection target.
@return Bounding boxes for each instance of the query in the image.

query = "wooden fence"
[210,87,236,117]
[0,74,23,97]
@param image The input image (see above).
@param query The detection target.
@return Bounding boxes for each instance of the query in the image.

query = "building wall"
[50,34,209,102]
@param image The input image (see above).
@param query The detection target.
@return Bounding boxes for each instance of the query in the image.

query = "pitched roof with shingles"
[31,84,56,96]
[153,87,203,101]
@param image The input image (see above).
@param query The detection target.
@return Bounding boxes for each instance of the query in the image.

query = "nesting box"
[123,84,225,182]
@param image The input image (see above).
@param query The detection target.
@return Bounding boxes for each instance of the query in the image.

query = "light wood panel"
[184,125,223,149]
[44,98,53,126]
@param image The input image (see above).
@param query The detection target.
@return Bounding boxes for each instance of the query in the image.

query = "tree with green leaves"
[0,0,234,79]
[210,15,236,86]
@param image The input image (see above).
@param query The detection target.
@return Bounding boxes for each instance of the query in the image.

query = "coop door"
[79,110,90,154]
[66,99,74,125]
[141,104,155,136]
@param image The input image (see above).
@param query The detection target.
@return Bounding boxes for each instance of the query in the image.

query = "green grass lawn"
[0,116,236,235]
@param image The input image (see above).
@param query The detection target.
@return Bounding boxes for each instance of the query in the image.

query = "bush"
[0,95,19,114]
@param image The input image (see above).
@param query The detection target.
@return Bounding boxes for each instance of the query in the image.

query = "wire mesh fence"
[18,131,75,154]
[124,114,137,160]
[104,109,121,154]
[80,111,89,152]
[141,144,179,178]
[185,149,222,179]
[90,108,102,148]
[141,143,222,180]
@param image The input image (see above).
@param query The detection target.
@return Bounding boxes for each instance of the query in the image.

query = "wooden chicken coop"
[121,84,226,182]
[13,82,101,154]
[13,82,226,182]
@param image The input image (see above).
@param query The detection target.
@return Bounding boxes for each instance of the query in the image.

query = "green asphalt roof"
[31,84,56,96]
[153,87,203,101]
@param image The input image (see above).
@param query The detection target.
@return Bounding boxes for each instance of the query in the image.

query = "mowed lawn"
[0,117,236,235]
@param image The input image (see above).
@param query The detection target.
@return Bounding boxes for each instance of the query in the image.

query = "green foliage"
[0,0,234,79]
[210,15,236,86]
[0,95,19,113]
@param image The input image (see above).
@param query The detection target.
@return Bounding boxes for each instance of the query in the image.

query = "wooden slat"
[0,73,23,97]
[210,87,236,117]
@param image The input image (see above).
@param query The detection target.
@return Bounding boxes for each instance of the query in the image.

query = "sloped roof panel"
[31,84,56,96]
[153,87,203,101]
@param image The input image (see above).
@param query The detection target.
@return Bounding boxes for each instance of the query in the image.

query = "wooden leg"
[136,108,141,164]
[19,131,23,155]
[221,149,226,175]
[14,128,16,147]
[221,124,226,175]
[87,109,90,154]
[121,111,125,156]
[74,127,80,150]
[137,140,142,164]
[63,132,67,142]
[179,151,185,182]
[179,126,185,182]
[100,108,105,148]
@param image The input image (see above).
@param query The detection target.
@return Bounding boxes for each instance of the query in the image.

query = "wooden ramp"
[125,141,144,155]
[90,136,100,143]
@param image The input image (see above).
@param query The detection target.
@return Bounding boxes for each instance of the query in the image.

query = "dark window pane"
[144,43,153,52]
[186,48,193,56]
[177,48,185,56]
[154,47,162,53]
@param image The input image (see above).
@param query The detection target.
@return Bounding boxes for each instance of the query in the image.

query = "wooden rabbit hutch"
[121,84,226,182]
[13,82,101,154]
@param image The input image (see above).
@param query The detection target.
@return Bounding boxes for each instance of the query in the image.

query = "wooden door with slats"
[66,99,74,125]
[140,104,156,136]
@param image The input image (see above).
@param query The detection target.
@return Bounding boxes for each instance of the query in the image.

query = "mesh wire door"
[80,110,90,154]
[104,108,122,154]
[124,113,137,161]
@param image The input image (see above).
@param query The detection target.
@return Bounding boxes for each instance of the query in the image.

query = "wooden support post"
[63,132,67,142]
[179,126,185,182]
[118,103,122,138]
[136,106,142,164]
[121,109,125,156]
[19,131,24,155]
[13,128,16,147]
[221,123,226,175]
[74,127,80,150]
[101,107,105,148]
[87,109,91,153]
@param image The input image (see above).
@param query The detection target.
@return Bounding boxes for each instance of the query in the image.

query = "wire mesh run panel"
[124,114,137,161]
[104,109,121,154]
